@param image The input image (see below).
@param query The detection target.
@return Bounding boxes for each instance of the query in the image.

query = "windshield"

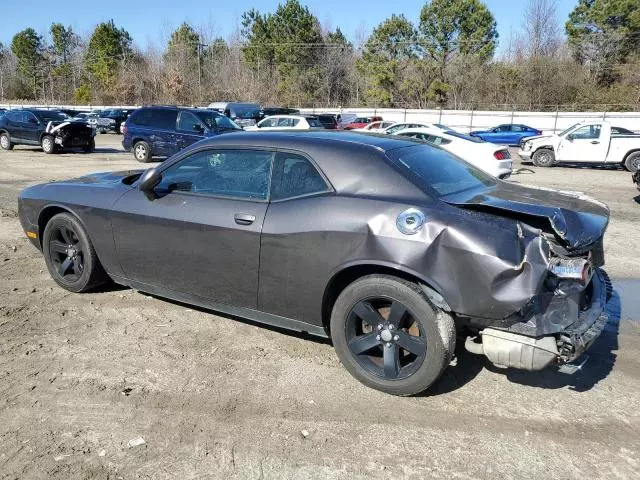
[386,144,496,197]
[195,110,241,130]
[558,123,580,136]
[233,107,260,119]
[444,130,485,143]
[37,111,69,122]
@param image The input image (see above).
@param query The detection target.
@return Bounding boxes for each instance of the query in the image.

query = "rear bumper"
[465,268,610,370]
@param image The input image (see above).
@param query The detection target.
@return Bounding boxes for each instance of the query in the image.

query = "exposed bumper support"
[465,269,610,371]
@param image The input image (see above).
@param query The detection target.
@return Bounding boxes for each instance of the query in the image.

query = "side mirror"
[139,168,162,200]
[193,123,205,133]
[29,118,39,125]
[566,134,574,141]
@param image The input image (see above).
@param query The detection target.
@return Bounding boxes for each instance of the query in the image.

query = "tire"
[42,213,108,293]
[0,132,13,150]
[330,274,455,396]
[83,138,95,153]
[133,141,152,163]
[41,135,56,154]
[532,148,555,167]
[624,152,640,172]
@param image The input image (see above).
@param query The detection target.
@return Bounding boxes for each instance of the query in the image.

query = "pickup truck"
[519,121,640,172]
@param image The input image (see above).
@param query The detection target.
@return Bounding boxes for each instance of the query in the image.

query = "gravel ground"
[0,135,639,479]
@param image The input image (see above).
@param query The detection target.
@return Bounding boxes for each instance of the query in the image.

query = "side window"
[157,149,273,200]
[23,112,38,124]
[512,125,524,132]
[130,109,153,126]
[271,153,330,201]
[277,117,292,127]
[150,110,178,130]
[260,118,277,128]
[496,125,510,132]
[177,112,202,132]
[571,125,601,140]
[7,111,22,122]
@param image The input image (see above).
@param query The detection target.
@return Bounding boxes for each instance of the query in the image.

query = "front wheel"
[624,152,640,172]
[532,148,555,167]
[330,275,455,396]
[41,135,56,154]
[83,138,95,153]
[42,213,108,292]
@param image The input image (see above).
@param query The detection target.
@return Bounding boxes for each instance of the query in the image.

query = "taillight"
[494,150,509,160]
[122,125,128,135]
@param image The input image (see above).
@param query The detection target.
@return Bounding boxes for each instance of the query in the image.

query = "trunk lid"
[442,182,609,250]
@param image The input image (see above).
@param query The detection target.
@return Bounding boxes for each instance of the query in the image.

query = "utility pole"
[197,42,208,103]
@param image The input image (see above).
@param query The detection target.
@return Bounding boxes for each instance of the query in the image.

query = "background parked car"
[383,122,456,134]
[260,107,300,118]
[97,109,132,134]
[316,113,339,129]
[470,124,542,145]
[352,120,397,133]
[519,121,640,171]
[245,115,325,131]
[208,102,262,128]
[122,106,242,162]
[397,128,513,178]
[0,108,95,154]
[343,116,383,130]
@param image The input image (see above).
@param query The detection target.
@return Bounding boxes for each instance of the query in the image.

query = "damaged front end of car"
[45,120,95,150]
[437,183,611,371]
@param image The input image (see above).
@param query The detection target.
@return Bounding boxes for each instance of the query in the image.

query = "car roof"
[179,131,427,199]
[199,130,416,151]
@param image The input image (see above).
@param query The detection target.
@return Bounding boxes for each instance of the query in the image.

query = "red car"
[343,116,383,130]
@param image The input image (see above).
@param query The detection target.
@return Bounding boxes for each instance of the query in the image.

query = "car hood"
[442,182,609,250]
[522,134,554,143]
[54,170,145,186]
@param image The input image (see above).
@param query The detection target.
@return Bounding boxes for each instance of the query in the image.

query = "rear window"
[129,109,178,130]
[386,144,496,197]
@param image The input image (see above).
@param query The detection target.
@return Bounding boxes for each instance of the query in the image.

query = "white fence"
[300,108,640,134]
[2,104,639,134]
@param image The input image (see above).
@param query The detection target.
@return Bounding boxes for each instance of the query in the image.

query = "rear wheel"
[624,152,640,172]
[41,135,56,154]
[133,141,152,163]
[0,132,13,150]
[330,275,455,396]
[42,213,108,292]
[532,148,555,167]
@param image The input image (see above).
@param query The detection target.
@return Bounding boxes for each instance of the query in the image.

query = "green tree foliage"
[357,14,417,106]
[74,84,92,103]
[241,0,324,103]
[10,28,44,99]
[85,20,133,91]
[419,0,498,68]
[166,22,200,61]
[566,0,640,84]
[50,24,80,98]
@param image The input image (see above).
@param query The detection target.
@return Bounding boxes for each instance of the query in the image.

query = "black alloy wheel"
[330,275,455,396]
[346,298,426,380]
[42,213,108,292]
[48,224,85,283]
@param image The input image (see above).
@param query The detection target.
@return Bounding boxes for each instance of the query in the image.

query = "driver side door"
[557,124,609,162]
[173,111,206,152]
[111,147,274,308]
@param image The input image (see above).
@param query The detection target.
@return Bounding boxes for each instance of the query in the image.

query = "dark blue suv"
[122,106,243,162]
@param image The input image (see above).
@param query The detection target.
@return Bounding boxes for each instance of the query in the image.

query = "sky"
[1,0,578,54]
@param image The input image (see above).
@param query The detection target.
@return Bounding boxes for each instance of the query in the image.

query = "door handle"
[591,140,600,144]
[234,213,256,225]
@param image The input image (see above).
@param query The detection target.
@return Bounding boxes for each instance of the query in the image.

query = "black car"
[261,107,300,118]
[97,109,132,134]
[18,132,611,395]
[316,114,339,129]
[0,109,95,154]
[633,170,640,192]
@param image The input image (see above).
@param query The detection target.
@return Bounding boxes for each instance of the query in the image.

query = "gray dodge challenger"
[18,131,611,395]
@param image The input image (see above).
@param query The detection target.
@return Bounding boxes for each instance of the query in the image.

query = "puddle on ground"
[612,278,640,322]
